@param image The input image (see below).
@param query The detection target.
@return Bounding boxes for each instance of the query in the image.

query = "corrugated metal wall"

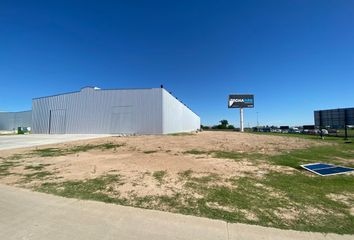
[32,87,200,134]
[32,87,163,134]
[162,89,200,134]
[0,111,32,130]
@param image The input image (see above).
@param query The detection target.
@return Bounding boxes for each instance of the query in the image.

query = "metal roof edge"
[0,110,32,114]
[314,107,354,112]
[32,87,160,100]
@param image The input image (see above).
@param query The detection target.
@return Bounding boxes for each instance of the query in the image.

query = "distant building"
[0,111,32,131]
[314,108,354,128]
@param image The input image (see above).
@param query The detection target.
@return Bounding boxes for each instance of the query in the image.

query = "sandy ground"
[0,131,327,196]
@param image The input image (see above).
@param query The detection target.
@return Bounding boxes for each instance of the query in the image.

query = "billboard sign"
[314,108,354,128]
[228,94,254,108]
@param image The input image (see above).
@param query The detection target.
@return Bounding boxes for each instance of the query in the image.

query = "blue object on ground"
[301,163,354,176]
[304,163,334,170]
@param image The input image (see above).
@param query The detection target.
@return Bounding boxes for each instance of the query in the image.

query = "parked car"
[308,129,319,135]
[289,128,301,134]
[328,129,338,134]
[302,129,309,134]
[320,129,329,135]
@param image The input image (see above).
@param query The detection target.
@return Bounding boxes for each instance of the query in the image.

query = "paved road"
[0,184,352,240]
[0,134,110,150]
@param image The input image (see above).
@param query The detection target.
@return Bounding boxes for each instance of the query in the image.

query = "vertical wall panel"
[162,89,200,134]
[50,109,66,134]
[110,106,134,134]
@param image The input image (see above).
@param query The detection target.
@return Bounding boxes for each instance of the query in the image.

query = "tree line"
[201,120,235,130]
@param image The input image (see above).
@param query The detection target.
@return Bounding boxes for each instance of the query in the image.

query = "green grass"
[173,141,354,233]
[169,132,195,136]
[261,172,354,233]
[24,163,51,171]
[169,169,354,234]
[184,149,263,161]
[0,160,20,177]
[178,169,193,178]
[212,151,263,161]
[0,142,124,180]
[336,128,354,138]
[194,177,287,223]
[184,137,354,169]
[143,150,158,154]
[6,154,25,160]
[243,133,354,169]
[31,161,354,234]
[1,156,52,179]
[31,143,125,157]
[1,143,125,163]
[180,171,220,185]
[1,142,124,177]
[253,131,353,141]
[99,143,123,150]
[153,170,167,184]
[36,174,127,204]
[267,141,354,169]
[183,149,209,155]
[23,171,54,182]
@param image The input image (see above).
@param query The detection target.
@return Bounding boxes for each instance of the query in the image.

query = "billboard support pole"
[240,108,244,132]
[319,110,323,139]
[344,109,348,140]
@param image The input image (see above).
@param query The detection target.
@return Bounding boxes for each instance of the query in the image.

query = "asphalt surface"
[0,184,352,240]
[0,134,110,150]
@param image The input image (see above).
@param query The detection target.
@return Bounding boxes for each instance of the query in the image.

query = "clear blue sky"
[1,0,353,127]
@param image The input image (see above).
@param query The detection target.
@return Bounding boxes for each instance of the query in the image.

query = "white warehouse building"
[32,87,200,134]
[0,110,32,131]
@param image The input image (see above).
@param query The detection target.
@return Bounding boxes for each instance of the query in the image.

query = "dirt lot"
[0,131,324,185]
[1,131,353,234]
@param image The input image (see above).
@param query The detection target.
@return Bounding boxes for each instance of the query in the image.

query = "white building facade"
[32,87,200,134]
